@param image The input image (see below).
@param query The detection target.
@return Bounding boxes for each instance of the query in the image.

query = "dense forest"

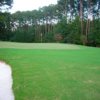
[0,0,100,46]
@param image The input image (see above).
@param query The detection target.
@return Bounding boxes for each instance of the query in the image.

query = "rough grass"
[0,41,100,100]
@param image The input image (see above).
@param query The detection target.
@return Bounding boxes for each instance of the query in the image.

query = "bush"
[88,19,100,46]
[11,30,34,42]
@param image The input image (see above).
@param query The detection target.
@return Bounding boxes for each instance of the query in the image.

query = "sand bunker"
[0,61,14,100]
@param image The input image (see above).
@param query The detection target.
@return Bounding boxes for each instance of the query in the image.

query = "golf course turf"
[0,42,100,100]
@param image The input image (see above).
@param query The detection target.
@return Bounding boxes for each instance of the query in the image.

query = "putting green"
[0,41,80,49]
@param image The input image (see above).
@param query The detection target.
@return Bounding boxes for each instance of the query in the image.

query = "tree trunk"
[86,0,93,44]
[80,0,83,34]
[80,0,85,45]
[64,0,67,23]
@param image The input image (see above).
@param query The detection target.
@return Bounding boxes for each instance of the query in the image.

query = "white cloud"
[10,0,57,13]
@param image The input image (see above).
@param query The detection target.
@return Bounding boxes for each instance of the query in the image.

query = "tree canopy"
[0,0,100,46]
[0,0,13,10]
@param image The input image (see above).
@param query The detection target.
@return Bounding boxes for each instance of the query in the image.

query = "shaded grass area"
[0,43,100,100]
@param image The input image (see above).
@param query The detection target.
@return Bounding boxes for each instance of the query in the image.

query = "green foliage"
[65,32,81,44]
[63,17,82,44]
[43,32,54,42]
[0,0,13,6]
[0,0,100,47]
[88,19,100,46]
[0,12,12,41]
[54,18,68,36]
[0,0,13,11]
[11,27,35,42]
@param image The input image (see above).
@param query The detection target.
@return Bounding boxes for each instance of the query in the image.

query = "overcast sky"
[9,0,57,13]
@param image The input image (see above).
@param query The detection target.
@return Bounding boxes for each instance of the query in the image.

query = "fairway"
[0,42,100,100]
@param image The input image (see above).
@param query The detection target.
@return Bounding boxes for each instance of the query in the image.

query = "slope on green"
[0,42,100,100]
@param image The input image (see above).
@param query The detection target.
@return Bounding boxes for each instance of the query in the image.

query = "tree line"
[0,0,100,46]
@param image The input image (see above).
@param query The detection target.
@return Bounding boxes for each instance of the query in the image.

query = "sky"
[9,0,57,13]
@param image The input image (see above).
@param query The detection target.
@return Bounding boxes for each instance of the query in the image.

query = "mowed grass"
[0,41,100,100]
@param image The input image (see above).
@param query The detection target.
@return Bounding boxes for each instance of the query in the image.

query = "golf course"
[0,41,100,100]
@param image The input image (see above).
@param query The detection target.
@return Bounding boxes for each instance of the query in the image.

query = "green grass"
[0,41,100,100]
[0,41,80,49]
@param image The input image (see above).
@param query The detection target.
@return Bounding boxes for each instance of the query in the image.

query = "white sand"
[0,62,14,100]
